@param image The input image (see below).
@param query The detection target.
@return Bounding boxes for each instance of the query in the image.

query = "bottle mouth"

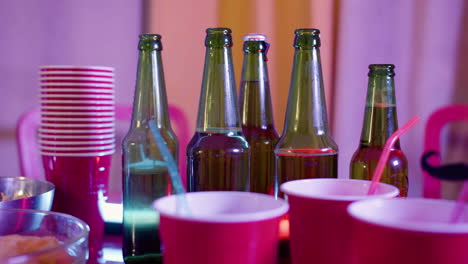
[138,34,162,51]
[205,28,233,47]
[294,28,321,48]
[295,28,320,36]
[368,64,395,76]
[206,28,232,34]
[139,34,162,41]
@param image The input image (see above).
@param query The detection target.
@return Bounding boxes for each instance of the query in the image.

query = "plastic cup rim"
[39,65,115,71]
[280,178,400,201]
[153,191,289,223]
[40,83,115,88]
[348,198,468,234]
[39,133,114,139]
[40,105,114,110]
[39,139,115,145]
[39,70,115,77]
[40,144,115,151]
[40,149,115,157]
[40,111,115,117]
[40,76,114,82]
[40,123,114,128]
[40,99,115,104]
[41,117,115,121]
[38,127,115,133]
[40,94,115,98]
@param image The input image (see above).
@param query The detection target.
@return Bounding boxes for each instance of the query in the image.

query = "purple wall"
[0,1,142,178]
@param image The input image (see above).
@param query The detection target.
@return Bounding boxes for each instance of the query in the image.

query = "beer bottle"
[350,64,408,196]
[274,28,338,198]
[239,33,279,195]
[122,34,178,263]
[187,28,250,192]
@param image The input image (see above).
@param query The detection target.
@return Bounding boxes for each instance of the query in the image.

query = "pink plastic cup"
[153,191,289,264]
[348,198,468,264]
[280,179,399,264]
[42,153,113,264]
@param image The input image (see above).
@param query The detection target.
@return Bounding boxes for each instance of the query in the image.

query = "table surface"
[101,234,291,264]
[103,234,124,263]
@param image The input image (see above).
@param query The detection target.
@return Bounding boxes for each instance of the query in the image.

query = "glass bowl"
[0,208,89,264]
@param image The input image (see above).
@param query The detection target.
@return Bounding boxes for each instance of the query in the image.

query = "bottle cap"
[243,33,267,42]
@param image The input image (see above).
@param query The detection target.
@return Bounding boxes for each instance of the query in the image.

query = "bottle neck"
[359,74,400,147]
[131,49,171,129]
[239,48,275,129]
[282,46,330,136]
[196,46,240,133]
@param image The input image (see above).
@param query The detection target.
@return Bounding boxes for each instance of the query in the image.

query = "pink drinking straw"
[368,116,421,195]
[450,182,468,223]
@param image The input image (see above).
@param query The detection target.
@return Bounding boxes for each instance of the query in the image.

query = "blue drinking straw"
[149,120,190,216]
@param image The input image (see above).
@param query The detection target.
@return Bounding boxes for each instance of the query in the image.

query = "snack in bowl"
[0,209,89,264]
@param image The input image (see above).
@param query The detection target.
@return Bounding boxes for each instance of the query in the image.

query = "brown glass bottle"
[239,34,279,195]
[350,64,408,197]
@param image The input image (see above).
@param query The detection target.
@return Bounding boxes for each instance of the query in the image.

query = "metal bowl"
[0,176,55,211]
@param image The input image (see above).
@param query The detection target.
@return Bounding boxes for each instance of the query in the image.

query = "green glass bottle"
[350,64,408,196]
[274,29,338,198]
[239,33,279,195]
[187,28,250,192]
[122,34,178,263]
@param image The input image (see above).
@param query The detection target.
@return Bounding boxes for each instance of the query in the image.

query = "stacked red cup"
[39,65,115,264]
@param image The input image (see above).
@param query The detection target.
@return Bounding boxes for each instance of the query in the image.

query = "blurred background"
[0,0,467,199]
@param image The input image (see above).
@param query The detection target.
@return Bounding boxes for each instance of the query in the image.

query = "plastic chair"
[422,104,468,198]
[16,103,190,192]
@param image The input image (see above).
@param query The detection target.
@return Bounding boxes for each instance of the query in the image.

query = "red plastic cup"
[280,179,399,264]
[153,191,289,264]
[41,153,113,264]
[348,198,468,264]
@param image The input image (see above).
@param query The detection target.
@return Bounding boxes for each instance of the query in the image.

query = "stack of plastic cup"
[39,65,115,264]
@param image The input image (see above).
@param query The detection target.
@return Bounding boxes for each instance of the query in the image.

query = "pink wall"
[0,1,142,191]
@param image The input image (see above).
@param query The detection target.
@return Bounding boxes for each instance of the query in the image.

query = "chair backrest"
[422,104,468,198]
[16,103,190,186]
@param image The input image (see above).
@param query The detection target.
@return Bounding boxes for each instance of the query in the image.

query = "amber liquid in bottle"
[241,98,278,194]
[350,106,408,196]
[187,131,250,191]
[276,148,337,184]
